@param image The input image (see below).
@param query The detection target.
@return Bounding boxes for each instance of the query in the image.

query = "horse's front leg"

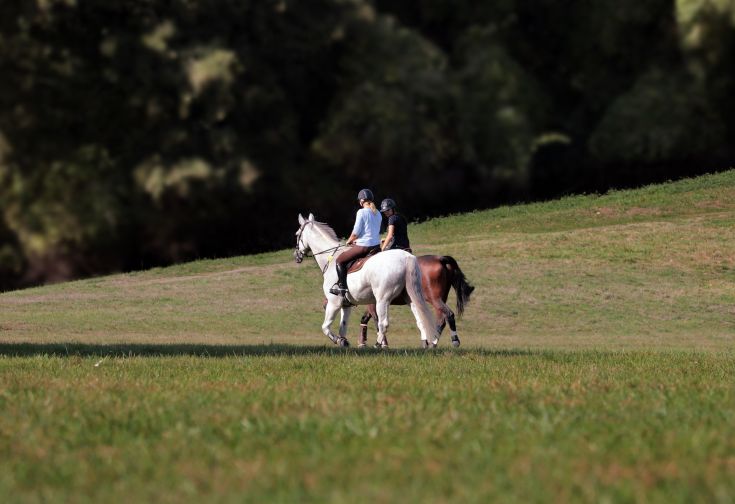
[359,311,371,348]
[322,300,346,346]
[338,305,352,346]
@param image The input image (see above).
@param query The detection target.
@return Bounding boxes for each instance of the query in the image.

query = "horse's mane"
[310,220,339,243]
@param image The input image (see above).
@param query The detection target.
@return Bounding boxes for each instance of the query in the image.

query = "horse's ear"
[308,213,315,221]
[298,214,305,225]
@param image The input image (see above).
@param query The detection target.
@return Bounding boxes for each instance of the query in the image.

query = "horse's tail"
[405,254,439,342]
[439,256,475,318]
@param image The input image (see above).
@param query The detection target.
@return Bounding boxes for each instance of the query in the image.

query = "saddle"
[346,247,380,274]
[328,247,381,301]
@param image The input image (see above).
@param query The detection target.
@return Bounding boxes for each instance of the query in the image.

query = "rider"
[329,188,382,296]
[380,198,411,253]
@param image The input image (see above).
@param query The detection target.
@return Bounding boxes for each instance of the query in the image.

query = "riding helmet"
[380,198,396,212]
[357,188,374,201]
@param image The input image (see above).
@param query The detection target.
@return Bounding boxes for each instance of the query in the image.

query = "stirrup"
[329,284,348,296]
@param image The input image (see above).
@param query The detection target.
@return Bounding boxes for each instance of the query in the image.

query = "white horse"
[294,213,439,348]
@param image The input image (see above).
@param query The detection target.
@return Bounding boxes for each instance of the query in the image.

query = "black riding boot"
[329,263,348,296]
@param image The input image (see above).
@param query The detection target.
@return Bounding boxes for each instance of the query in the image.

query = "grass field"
[2,170,735,502]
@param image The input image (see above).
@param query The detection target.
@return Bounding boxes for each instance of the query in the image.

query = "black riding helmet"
[380,198,396,212]
[357,188,374,201]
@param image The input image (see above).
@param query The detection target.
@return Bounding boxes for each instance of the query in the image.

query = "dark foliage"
[1,0,733,289]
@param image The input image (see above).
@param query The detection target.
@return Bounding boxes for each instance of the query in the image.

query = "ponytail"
[367,201,378,215]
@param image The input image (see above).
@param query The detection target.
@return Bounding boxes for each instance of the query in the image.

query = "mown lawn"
[1,348,734,503]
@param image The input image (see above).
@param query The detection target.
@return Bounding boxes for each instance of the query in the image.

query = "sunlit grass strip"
[1,351,734,502]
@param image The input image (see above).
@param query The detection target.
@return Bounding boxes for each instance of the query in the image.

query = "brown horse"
[358,255,474,348]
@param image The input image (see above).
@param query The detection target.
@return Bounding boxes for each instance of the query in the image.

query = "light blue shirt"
[352,208,382,246]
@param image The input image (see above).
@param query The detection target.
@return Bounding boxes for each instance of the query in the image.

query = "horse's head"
[294,213,315,263]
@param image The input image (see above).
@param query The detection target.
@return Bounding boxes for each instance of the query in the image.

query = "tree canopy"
[1,0,733,289]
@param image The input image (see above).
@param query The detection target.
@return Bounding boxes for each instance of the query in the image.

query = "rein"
[295,222,345,274]
[313,245,343,274]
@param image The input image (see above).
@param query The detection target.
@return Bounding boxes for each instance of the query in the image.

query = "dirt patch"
[0,322,30,331]
[694,198,733,210]
[624,207,663,217]
[592,207,618,218]
[0,293,100,305]
[591,207,663,218]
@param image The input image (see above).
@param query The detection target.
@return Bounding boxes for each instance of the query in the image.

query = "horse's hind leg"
[435,307,447,336]
[430,301,454,348]
[375,301,390,348]
[447,311,460,347]
[408,301,432,348]
[435,300,460,347]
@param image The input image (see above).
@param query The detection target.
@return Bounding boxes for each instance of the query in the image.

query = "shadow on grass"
[0,342,535,358]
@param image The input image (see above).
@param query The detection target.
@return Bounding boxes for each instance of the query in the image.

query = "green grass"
[1,170,735,502]
[1,350,734,503]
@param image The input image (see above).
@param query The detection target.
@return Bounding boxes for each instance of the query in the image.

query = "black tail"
[439,256,475,318]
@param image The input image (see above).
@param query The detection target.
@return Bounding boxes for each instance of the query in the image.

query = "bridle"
[293,221,309,264]
[294,221,344,273]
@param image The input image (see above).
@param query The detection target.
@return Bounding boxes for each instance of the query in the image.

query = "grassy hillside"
[2,169,734,350]
[1,170,734,502]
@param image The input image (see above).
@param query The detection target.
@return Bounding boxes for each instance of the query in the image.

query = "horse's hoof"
[451,337,460,348]
[421,340,430,349]
[358,343,366,349]
[375,337,388,348]
[338,337,350,347]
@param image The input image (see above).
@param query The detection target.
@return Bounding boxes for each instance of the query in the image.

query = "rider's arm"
[381,225,395,251]
[347,209,365,245]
